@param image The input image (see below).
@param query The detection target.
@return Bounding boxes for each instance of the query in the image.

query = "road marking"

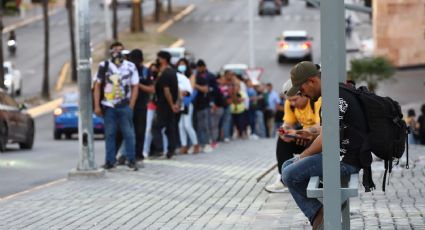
[3,7,64,34]
[55,62,70,92]
[0,178,66,201]
[169,39,185,48]
[27,97,63,118]
[157,4,196,33]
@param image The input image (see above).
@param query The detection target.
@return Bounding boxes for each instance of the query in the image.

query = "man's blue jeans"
[281,153,360,225]
[104,106,136,164]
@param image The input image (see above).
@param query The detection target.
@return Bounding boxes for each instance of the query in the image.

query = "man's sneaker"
[102,162,115,170]
[203,144,213,153]
[166,151,175,159]
[211,141,218,149]
[135,155,144,162]
[264,174,288,193]
[224,138,231,143]
[127,161,139,171]
[249,134,259,140]
[149,151,163,158]
[116,155,127,165]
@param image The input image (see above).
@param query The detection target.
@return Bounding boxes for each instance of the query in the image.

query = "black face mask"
[111,52,124,65]
[155,58,161,67]
[151,71,159,79]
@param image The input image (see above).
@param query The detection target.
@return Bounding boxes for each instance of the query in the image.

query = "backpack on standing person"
[340,84,408,192]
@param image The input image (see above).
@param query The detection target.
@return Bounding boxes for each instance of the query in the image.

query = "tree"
[0,8,5,90]
[154,0,161,22]
[112,0,118,40]
[66,0,77,82]
[167,0,172,16]
[349,56,396,93]
[130,0,144,32]
[42,0,50,99]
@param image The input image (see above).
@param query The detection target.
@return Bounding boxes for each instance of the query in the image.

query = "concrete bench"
[307,173,359,230]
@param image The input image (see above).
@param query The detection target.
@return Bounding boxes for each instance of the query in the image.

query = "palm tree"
[349,56,396,93]
[154,0,161,22]
[112,0,118,40]
[66,0,77,82]
[167,0,172,16]
[42,0,50,99]
[131,0,143,32]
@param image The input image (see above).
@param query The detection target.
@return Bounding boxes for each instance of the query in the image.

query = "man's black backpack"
[92,61,109,112]
[340,84,408,192]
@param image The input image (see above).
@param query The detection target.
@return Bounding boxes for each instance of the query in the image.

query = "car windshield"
[63,94,79,104]
[284,36,307,41]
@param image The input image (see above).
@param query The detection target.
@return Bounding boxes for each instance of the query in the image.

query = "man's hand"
[94,106,103,117]
[279,128,297,143]
[129,103,135,110]
[295,130,315,147]
[172,104,180,113]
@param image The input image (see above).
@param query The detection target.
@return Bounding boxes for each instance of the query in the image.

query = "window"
[284,36,308,42]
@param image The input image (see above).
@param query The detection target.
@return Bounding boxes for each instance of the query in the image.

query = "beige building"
[373,0,425,67]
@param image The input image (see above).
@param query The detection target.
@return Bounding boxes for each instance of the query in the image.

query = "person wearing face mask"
[93,41,139,170]
[176,58,201,154]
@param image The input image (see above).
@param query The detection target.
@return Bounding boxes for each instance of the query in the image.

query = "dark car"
[53,93,104,140]
[0,90,35,152]
[259,0,281,16]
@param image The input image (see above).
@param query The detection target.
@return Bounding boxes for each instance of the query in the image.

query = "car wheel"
[20,120,34,150]
[276,9,281,15]
[16,80,22,96]
[258,10,263,16]
[54,130,61,140]
[65,133,72,139]
[0,122,8,152]
[278,56,285,64]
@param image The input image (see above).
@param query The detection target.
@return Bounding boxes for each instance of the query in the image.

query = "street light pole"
[248,0,255,68]
[72,0,98,174]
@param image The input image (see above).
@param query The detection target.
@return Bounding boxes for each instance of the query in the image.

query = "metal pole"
[75,0,96,171]
[248,0,255,67]
[320,0,346,228]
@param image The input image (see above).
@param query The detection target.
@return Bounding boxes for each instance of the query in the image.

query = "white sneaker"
[224,138,230,143]
[249,134,259,140]
[203,144,213,153]
[264,174,288,193]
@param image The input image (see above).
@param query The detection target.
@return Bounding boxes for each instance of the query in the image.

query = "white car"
[277,30,313,63]
[221,63,248,79]
[161,47,196,66]
[3,61,22,97]
[360,38,374,57]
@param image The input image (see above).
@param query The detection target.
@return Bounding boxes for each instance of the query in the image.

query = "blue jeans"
[196,108,211,146]
[281,153,360,225]
[255,110,266,138]
[221,106,232,139]
[104,106,136,164]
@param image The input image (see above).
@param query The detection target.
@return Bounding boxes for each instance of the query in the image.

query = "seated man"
[265,80,322,193]
[282,61,367,229]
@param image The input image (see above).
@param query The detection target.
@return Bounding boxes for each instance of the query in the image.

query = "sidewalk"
[1,137,424,229]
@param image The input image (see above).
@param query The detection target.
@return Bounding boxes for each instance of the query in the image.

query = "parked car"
[3,61,22,97]
[99,0,132,8]
[276,30,313,63]
[221,64,248,79]
[160,47,196,67]
[53,93,104,140]
[258,0,281,16]
[0,90,34,152]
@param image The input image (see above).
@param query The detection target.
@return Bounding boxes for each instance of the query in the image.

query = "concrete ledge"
[68,168,105,180]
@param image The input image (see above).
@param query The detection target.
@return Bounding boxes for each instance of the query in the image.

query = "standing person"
[176,58,200,154]
[405,109,419,145]
[265,80,321,193]
[93,41,139,170]
[417,104,425,145]
[264,83,281,137]
[194,60,213,152]
[151,51,180,159]
[282,61,366,228]
[229,74,247,139]
[246,79,259,139]
[129,49,155,161]
[254,84,267,138]
[143,63,160,156]
[220,70,236,142]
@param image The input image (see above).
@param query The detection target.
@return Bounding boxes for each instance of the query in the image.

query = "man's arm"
[129,85,138,109]
[139,84,155,94]
[299,132,322,159]
[195,84,208,93]
[94,82,102,116]
[164,86,178,113]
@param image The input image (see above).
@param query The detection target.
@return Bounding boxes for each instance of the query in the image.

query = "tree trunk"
[112,0,118,40]
[42,0,50,99]
[154,0,161,22]
[0,10,5,90]
[167,0,172,16]
[66,0,77,83]
[130,0,143,32]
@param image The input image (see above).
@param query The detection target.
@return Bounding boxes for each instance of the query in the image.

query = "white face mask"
[177,65,187,73]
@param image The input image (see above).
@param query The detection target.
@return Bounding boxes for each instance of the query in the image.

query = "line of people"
[93,42,285,170]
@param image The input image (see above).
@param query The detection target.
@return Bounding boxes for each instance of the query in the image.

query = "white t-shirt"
[96,60,139,108]
[177,72,193,94]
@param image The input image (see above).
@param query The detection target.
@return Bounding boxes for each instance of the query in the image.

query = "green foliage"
[349,56,395,92]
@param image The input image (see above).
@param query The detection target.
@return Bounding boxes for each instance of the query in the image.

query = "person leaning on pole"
[264,79,321,193]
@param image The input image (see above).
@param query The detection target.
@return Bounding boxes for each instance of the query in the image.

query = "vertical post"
[248,0,255,67]
[320,0,346,228]
[0,6,5,90]
[75,0,96,171]
[103,0,112,41]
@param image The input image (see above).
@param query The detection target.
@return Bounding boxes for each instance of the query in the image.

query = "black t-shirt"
[134,66,153,110]
[155,67,178,109]
[339,86,368,168]
[194,75,209,110]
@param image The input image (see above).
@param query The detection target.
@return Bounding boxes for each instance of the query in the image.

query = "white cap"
[281,79,292,96]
